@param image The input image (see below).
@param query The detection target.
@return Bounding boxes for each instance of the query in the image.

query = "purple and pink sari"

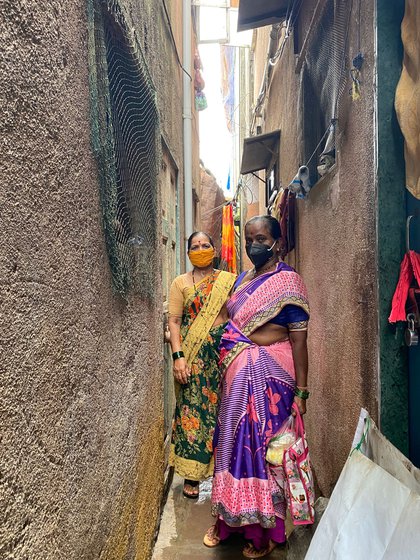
[211,262,309,549]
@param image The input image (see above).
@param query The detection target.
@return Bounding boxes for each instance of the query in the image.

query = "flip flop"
[203,524,220,548]
[242,540,277,558]
[183,480,199,499]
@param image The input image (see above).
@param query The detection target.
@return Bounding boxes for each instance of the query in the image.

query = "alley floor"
[152,475,288,560]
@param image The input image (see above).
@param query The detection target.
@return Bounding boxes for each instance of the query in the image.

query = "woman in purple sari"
[204,216,310,558]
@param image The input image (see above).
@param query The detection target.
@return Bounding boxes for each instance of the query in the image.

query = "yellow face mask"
[188,247,214,268]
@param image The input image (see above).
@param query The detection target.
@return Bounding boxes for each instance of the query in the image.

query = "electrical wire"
[305,124,332,167]
[268,25,289,67]
[161,0,192,81]
[290,0,305,31]
[269,0,299,66]
[201,200,229,218]
[241,181,255,204]
[333,0,353,119]
[251,0,303,131]
[284,0,293,28]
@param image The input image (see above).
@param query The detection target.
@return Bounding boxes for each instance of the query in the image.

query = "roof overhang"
[240,130,281,175]
[237,0,291,32]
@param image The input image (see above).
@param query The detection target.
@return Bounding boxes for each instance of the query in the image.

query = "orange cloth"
[221,204,237,274]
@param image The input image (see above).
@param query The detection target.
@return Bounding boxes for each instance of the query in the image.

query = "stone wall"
[0,1,190,558]
[251,0,378,495]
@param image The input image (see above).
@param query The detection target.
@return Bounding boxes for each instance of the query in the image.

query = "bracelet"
[172,351,185,360]
[294,387,310,399]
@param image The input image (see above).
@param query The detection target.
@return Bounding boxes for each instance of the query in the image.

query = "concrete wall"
[251,1,378,495]
[376,0,408,456]
[1,1,193,558]
[199,165,225,255]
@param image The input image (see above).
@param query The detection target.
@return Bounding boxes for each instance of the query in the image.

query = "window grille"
[299,0,351,184]
[88,0,160,298]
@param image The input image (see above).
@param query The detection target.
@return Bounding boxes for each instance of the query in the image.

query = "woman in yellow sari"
[168,232,236,499]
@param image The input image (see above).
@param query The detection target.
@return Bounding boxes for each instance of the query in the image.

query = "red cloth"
[389,251,420,322]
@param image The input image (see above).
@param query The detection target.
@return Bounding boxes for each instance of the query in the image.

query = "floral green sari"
[169,270,235,480]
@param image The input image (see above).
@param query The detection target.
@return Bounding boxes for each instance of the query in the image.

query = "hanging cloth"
[220,203,237,274]
[388,250,420,322]
[272,188,296,258]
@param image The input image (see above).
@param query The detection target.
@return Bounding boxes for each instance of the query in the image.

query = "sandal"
[242,540,277,559]
[203,524,220,548]
[183,479,199,499]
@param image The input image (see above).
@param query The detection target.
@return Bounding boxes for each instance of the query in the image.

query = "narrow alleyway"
[152,475,288,560]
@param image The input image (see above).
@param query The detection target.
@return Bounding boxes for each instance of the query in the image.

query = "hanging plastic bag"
[266,412,296,466]
[195,90,207,112]
[282,405,315,525]
[268,404,315,526]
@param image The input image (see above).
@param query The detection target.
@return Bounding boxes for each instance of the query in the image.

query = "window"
[298,0,351,184]
[88,1,160,298]
[266,163,279,208]
[240,129,280,210]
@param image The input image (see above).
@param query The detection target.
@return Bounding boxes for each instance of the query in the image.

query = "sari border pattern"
[211,503,277,528]
[240,271,309,337]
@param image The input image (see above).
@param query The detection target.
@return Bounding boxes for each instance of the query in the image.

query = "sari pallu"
[211,263,309,548]
[170,270,235,481]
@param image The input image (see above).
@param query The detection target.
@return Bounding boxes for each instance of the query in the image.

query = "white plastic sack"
[305,412,420,560]
[355,409,420,494]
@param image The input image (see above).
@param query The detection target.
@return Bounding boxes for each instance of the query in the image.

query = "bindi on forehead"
[191,236,209,244]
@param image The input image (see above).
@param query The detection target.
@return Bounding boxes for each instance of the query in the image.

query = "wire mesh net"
[300,0,352,182]
[88,0,160,298]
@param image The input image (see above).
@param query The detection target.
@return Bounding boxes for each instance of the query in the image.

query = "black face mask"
[246,241,276,269]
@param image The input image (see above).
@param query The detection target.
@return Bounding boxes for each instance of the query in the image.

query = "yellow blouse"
[168,273,194,318]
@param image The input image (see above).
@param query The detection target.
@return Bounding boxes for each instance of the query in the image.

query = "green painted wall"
[377,0,408,454]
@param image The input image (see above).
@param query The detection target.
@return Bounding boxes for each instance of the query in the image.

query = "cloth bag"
[270,404,315,526]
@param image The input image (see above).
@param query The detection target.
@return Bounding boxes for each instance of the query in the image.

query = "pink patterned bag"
[270,404,315,525]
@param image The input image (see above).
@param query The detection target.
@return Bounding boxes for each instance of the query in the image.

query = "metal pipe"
[183,0,193,264]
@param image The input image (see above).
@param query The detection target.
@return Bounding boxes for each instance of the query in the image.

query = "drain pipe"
[183,0,193,263]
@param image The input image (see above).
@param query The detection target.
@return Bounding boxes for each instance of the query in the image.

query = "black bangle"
[294,387,310,399]
[172,351,184,360]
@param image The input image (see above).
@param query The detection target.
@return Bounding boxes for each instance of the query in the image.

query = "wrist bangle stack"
[294,387,310,399]
[172,351,185,360]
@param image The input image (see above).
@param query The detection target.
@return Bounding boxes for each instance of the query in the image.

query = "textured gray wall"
[0,1,187,558]
[253,0,378,496]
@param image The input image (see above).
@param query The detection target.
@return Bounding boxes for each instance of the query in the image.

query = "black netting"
[88,0,160,298]
[300,0,352,182]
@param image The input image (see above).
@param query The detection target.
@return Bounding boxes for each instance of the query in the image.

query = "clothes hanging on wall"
[389,250,420,322]
[221,203,237,274]
[272,188,296,258]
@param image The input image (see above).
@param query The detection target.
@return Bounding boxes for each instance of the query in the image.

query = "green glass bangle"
[172,351,185,360]
[294,387,310,399]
